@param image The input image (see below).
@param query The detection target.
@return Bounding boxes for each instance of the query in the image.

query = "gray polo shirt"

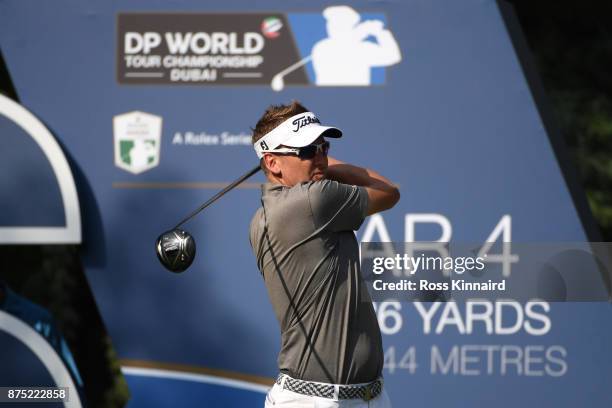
[249,179,383,384]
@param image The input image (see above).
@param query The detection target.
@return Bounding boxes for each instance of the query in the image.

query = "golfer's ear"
[263,154,282,176]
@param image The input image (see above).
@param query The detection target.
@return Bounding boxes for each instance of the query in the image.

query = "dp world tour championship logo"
[116,5,401,90]
[113,111,162,174]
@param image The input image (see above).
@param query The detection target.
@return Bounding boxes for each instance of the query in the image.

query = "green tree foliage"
[510,0,612,239]
[0,246,129,408]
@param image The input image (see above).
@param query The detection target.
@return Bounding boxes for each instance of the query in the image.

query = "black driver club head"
[155,229,196,273]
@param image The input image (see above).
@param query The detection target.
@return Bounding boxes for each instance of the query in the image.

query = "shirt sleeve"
[308,180,369,232]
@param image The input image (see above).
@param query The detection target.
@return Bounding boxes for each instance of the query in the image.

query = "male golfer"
[249,101,399,407]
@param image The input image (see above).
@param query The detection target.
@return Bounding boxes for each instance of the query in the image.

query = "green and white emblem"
[113,111,162,174]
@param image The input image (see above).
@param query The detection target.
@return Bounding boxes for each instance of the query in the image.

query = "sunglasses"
[269,141,330,159]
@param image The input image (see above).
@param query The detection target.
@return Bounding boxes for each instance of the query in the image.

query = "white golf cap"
[254,112,342,159]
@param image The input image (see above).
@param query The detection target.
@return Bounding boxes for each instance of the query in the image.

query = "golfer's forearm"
[327,157,400,214]
[373,31,402,65]
[326,157,389,186]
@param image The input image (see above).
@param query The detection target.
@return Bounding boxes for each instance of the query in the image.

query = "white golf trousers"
[264,382,392,408]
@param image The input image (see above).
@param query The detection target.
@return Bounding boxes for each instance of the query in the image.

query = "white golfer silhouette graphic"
[270,5,401,91]
[313,6,401,86]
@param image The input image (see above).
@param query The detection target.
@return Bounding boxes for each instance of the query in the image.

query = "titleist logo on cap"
[292,115,321,132]
[253,111,340,159]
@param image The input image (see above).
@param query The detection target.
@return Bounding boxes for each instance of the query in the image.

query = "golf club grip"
[174,165,262,229]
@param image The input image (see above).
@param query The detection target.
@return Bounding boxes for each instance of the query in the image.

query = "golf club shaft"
[174,165,262,229]
[277,55,312,78]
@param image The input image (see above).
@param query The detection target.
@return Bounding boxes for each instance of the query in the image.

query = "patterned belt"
[276,374,383,401]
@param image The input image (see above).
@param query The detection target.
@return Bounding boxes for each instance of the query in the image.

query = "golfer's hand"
[353,20,384,40]
[358,20,384,35]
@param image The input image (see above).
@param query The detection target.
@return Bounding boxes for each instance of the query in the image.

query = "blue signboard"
[1,0,610,407]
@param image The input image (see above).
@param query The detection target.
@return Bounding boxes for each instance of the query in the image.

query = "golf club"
[156,165,262,272]
[271,55,312,92]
